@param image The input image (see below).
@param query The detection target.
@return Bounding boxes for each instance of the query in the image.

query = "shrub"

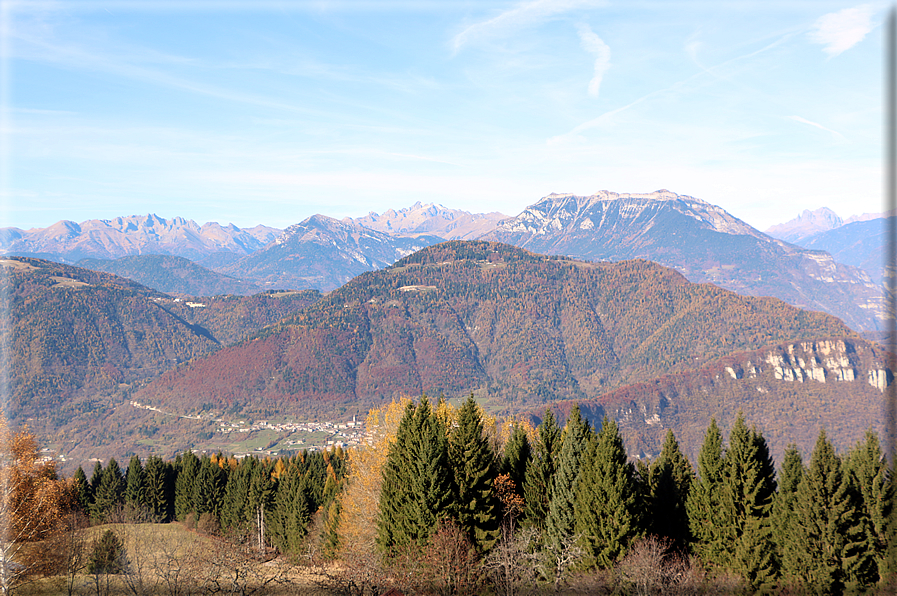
[197,512,220,535]
[87,530,129,575]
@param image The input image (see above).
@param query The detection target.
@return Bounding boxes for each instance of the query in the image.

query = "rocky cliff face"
[537,336,892,464]
[481,190,883,331]
[720,339,891,389]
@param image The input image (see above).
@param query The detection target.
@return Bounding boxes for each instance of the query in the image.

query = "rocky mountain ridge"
[346,201,507,240]
[480,190,882,331]
[215,214,443,291]
[0,214,281,262]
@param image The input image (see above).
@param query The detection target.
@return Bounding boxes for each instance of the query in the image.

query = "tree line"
[359,396,894,595]
[2,396,892,595]
[71,448,347,558]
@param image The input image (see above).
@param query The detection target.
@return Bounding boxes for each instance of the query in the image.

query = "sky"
[0,0,888,231]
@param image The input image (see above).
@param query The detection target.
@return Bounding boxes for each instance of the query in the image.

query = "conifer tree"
[720,415,777,591]
[523,408,560,530]
[124,455,145,511]
[450,396,500,552]
[89,461,103,495]
[174,452,200,521]
[74,466,92,514]
[784,430,876,594]
[687,418,726,566]
[845,430,892,583]
[248,459,276,553]
[268,466,312,555]
[772,444,803,582]
[377,398,454,553]
[193,456,227,519]
[221,458,254,538]
[93,458,125,522]
[648,430,693,549]
[501,423,530,497]
[143,456,172,521]
[574,417,641,568]
[546,405,591,542]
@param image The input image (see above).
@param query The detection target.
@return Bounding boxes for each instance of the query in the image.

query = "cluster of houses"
[127,400,367,453]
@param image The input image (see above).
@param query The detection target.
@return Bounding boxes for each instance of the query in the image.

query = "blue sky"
[0,0,886,231]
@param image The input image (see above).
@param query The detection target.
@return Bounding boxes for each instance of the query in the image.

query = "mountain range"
[345,202,507,239]
[0,214,280,263]
[765,207,889,286]
[3,236,891,467]
[2,191,886,332]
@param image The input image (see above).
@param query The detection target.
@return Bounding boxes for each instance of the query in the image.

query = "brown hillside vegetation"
[135,241,859,422]
[1,257,320,436]
[531,336,891,463]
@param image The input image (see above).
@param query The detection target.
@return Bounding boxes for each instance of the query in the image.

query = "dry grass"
[14,522,338,596]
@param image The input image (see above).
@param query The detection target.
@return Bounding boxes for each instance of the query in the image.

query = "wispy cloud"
[451,0,606,53]
[789,115,846,140]
[576,23,610,98]
[809,4,877,57]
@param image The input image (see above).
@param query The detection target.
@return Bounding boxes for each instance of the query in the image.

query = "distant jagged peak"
[278,213,383,245]
[843,209,895,224]
[346,202,507,240]
[765,207,843,244]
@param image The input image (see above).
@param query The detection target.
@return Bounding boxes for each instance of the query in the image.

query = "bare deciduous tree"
[483,521,540,596]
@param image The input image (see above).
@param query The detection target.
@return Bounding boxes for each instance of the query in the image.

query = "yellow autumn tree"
[338,396,413,556]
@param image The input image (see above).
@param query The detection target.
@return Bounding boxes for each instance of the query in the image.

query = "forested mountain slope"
[76,254,267,296]
[1,257,320,428]
[134,241,861,422]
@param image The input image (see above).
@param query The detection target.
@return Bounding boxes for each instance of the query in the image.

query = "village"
[128,400,366,453]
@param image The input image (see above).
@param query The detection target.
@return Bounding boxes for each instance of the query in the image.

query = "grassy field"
[14,522,336,596]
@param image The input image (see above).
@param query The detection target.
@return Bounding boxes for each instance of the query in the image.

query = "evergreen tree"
[784,430,876,594]
[221,458,254,539]
[248,458,276,553]
[192,456,227,519]
[574,417,641,569]
[267,466,312,555]
[93,458,125,522]
[73,466,92,514]
[648,429,693,549]
[687,418,726,567]
[143,456,173,521]
[377,398,454,553]
[546,405,592,542]
[89,461,103,496]
[772,444,804,583]
[501,422,531,497]
[720,415,777,591]
[523,408,560,529]
[174,452,200,521]
[124,455,145,511]
[450,396,500,552]
[845,430,892,583]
